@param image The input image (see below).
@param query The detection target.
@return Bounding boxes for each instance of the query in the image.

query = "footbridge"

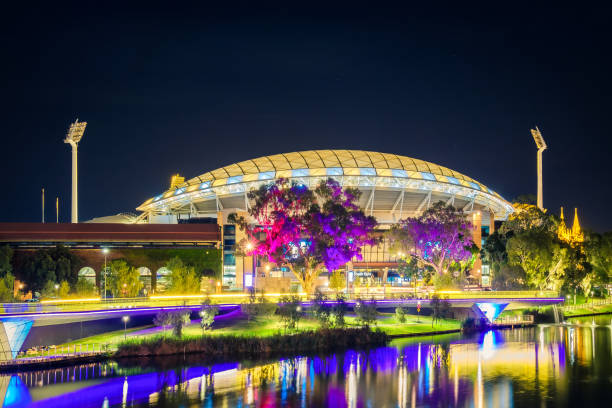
[0,292,564,361]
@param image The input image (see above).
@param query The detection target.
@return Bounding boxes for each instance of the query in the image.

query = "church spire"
[558,207,584,244]
[560,206,565,221]
[572,208,582,236]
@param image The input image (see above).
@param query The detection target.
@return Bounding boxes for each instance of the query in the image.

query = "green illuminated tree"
[58,280,70,298]
[0,245,13,277]
[108,259,142,297]
[166,257,201,294]
[328,270,346,293]
[506,230,568,290]
[586,232,612,284]
[75,277,96,296]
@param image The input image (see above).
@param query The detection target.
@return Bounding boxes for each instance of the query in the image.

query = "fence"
[493,314,535,326]
[560,297,612,313]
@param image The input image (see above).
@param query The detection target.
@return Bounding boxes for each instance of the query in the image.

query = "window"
[292,168,309,177]
[223,225,236,235]
[446,176,460,185]
[481,265,490,276]
[223,253,236,266]
[227,175,243,184]
[359,167,376,176]
[420,172,436,181]
[469,182,481,191]
[391,169,407,178]
[326,167,343,176]
[258,171,275,180]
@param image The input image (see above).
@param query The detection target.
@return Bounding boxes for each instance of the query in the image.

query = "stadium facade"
[135,150,514,290]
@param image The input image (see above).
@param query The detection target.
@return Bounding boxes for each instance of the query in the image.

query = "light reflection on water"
[2,315,611,407]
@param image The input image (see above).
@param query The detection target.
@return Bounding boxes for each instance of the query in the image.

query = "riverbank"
[115,327,388,359]
[563,303,612,317]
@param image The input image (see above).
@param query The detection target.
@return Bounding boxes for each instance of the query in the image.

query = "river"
[2,315,611,407]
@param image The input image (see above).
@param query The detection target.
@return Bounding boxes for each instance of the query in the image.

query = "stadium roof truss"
[136,150,514,222]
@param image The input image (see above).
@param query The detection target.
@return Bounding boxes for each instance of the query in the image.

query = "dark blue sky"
[1,3,611,231]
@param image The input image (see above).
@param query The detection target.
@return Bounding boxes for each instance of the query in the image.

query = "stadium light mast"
[64,119,87,223]
[530,126,547,210]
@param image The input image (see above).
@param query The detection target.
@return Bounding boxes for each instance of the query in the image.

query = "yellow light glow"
[149,292,307,301]
[41,297,102,304]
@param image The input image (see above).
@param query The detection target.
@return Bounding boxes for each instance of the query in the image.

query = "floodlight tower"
[64,119,87,223]
[530,126,547,210]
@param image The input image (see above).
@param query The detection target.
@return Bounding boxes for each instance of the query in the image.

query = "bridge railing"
[493,314,534,326]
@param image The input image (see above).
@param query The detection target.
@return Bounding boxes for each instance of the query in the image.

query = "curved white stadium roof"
[137,150,514,223]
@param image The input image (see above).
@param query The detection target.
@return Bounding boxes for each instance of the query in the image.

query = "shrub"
[200,298,218,330]
[332,294,347,328]
[241,288,259,321]
[277,295,303,331]
[242,289,277,320]
[312,291,331,327]
[395,306,407,323]
[153,311,172,336]
[355,298,378,326]
[170,311,191,337]
[116,327,389,358]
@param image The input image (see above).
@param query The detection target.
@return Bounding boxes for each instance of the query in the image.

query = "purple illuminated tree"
[229,178,377,293]
[386,202,476,276]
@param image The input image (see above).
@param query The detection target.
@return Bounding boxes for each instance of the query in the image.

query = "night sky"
[1,3,611,231]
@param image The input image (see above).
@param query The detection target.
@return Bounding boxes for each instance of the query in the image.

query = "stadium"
[136,150,513,224]
[134,150,514,289]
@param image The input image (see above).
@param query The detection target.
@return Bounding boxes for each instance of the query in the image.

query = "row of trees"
[230,178,478,294]
[0,243,216,299]
[482,203,611,295]
[230,178,610,295]
[100,256,204,298]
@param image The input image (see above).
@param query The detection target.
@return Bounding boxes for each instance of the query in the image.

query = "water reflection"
[1,316,610,407]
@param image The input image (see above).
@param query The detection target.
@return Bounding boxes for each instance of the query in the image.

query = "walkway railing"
[560,297,612,313]
[493,314,534,326]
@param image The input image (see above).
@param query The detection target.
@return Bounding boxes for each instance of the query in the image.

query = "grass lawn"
[26,312,460,357]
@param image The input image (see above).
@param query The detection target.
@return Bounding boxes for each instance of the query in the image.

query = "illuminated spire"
[572,208,584,242]
[559,206,583,244]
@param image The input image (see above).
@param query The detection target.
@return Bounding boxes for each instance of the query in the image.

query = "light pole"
[530,126,547,210]
[102,248,109,299]
[64,119,87,223]
[122,316,130,340]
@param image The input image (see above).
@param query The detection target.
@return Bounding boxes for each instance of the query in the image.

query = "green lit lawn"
[350,313,460,335]
[32,312,460,355]
[564,303,612,317]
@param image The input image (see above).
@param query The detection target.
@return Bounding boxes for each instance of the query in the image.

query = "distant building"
[557,207,584,244]
[135,150,514,289]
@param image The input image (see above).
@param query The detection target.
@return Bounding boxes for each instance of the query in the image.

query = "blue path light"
[0,319,34,360]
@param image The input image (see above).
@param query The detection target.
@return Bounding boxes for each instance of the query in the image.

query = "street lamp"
[54,284,59,298]
[122,316,130,340]
[102,248,109,300]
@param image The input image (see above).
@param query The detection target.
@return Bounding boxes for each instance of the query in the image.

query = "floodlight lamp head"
[530,126,547,150]
[64,119,87,146]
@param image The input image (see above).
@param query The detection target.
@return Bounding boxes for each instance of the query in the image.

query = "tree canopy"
[386,202,476,276]
[229,178,377,293]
